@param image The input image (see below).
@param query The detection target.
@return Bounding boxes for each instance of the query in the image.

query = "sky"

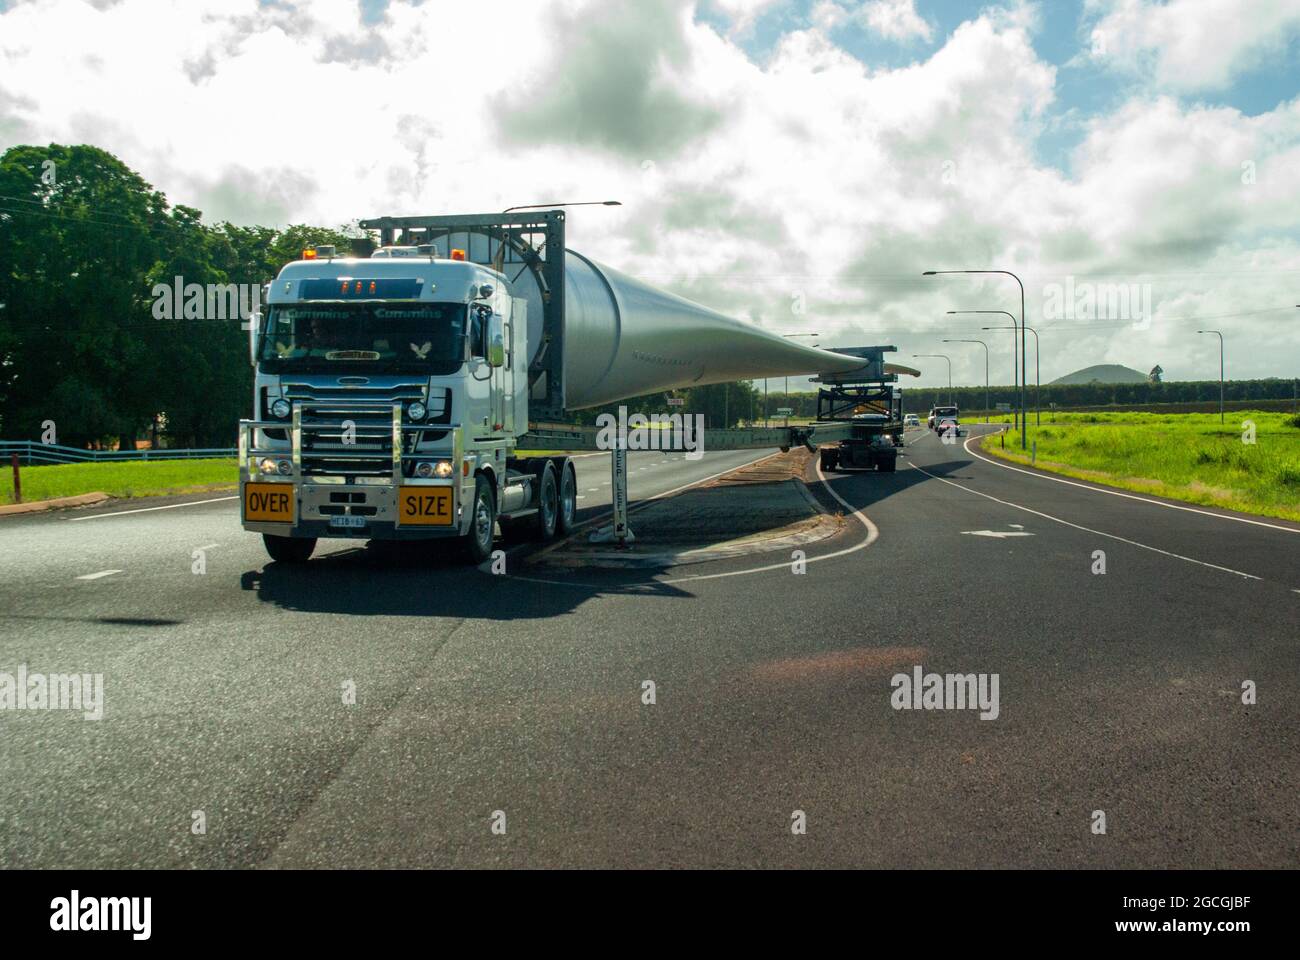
[1,0,1298,390]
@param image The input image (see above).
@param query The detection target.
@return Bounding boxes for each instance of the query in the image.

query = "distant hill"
[1051,364,1149,385]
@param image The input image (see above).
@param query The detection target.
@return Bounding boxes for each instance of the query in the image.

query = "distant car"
[928,405,959,430]
[904,414,920,427]
[934,415,963,440]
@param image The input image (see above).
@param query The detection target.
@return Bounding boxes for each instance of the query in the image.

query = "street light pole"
[950,310,1019,428]
[980,323,1039,424]
[943,339,989,421]
[926,270,1028,449]
[914,354,952,404]
[1197,329,1225,423]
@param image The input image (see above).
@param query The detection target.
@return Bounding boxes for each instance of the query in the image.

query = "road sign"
[996,403,1012,412]
[776,407,793,416]
[667,398,684,407]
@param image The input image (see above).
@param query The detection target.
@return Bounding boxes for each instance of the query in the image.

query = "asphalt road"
[0,429,1295,868]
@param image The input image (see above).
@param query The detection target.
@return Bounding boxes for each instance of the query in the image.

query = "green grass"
[980,411,1300,521]
[2,458,238,505]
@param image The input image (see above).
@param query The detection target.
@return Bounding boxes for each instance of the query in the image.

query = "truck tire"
[879,455,897,473]
[533,462,559,541]
[461,474,496,563]
[263,533,316,563]
[556,459,578,536]
[820,448,838,472]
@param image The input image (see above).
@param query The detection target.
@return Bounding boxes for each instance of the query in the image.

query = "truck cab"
[239,244,575,564]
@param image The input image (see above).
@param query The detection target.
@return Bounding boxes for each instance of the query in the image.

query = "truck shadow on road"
[238,538,696,620]
[813,455,975,513]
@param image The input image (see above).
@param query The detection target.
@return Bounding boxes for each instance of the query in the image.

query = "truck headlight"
[276,459,293,476]
[406,401,427,421]
[433,460,454,478]
[414,461,434,478]
[258,457,277,474]
[270,398,291,419]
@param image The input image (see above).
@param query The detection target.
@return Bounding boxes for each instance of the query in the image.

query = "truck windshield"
[258,303,466,375]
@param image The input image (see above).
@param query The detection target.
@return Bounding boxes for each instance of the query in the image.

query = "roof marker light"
[450,248,467,261]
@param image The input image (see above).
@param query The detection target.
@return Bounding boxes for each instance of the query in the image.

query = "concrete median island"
[532,449,846,569]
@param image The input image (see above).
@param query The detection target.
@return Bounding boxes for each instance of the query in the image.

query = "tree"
[0,144,171,447]
[1148,364,1163,383]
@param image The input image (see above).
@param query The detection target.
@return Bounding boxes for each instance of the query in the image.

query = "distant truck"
[927,405,959,430]
[814,363,906,473]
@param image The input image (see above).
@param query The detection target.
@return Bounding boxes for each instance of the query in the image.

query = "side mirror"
[248,308,260,367]
[487,314,505,368]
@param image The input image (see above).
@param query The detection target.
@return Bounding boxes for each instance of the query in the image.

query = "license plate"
[398,486,454,525]
[244,483,294,523]
[329,515,367,529]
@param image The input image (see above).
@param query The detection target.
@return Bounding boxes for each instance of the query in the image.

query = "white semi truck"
[239,210,889,563]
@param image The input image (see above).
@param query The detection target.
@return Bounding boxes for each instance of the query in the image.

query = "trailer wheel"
[879,456,897,473]
[556,460,578,536]
[263,534,316,563]
[820,448,838,472]
[533,462,559,541]
[461,474,496,563]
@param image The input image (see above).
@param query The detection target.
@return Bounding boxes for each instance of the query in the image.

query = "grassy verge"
[978,411,1300,522]
[2,458,238,505]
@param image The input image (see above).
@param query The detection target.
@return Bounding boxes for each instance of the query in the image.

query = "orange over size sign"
[244,483,295,523]
[398,487,453,525]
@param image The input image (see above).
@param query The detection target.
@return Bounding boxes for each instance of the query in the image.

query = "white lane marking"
[68,495,239,522]
[964,435,1299,535]
[506,455,878,586]
[586,488,599,492]
[196,543,220,550]
[76,569,122,580]
[909,461,1261,581]
[962,530,1034,538]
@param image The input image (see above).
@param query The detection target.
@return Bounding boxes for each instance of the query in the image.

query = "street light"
[501,200,622,213]
[1197,329,1225,423]
[981,323,1040,426]
[943,339,989,421]
[926,270,1027,449]
[950,310,1020,427]
[914,354,952,404]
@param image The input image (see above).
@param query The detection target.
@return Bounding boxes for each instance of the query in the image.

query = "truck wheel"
[556,460,578,536]
[461,475,496,563]
[263,534,315,563]
[533,462,559,541]
[820,449,837,472]
[879,456,897,473]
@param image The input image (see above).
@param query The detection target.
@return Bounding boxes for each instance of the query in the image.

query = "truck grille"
[282,382,450,478]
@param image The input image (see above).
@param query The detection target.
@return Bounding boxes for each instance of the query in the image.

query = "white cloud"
[859,0,933,42]
[0,0,1297,385]
[709,0,784,33]
[1087,0,1300,92]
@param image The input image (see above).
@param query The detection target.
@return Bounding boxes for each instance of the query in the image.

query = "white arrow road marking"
[912,462,1261,581]
[962,530,1035,538]
[77,569,122,580]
